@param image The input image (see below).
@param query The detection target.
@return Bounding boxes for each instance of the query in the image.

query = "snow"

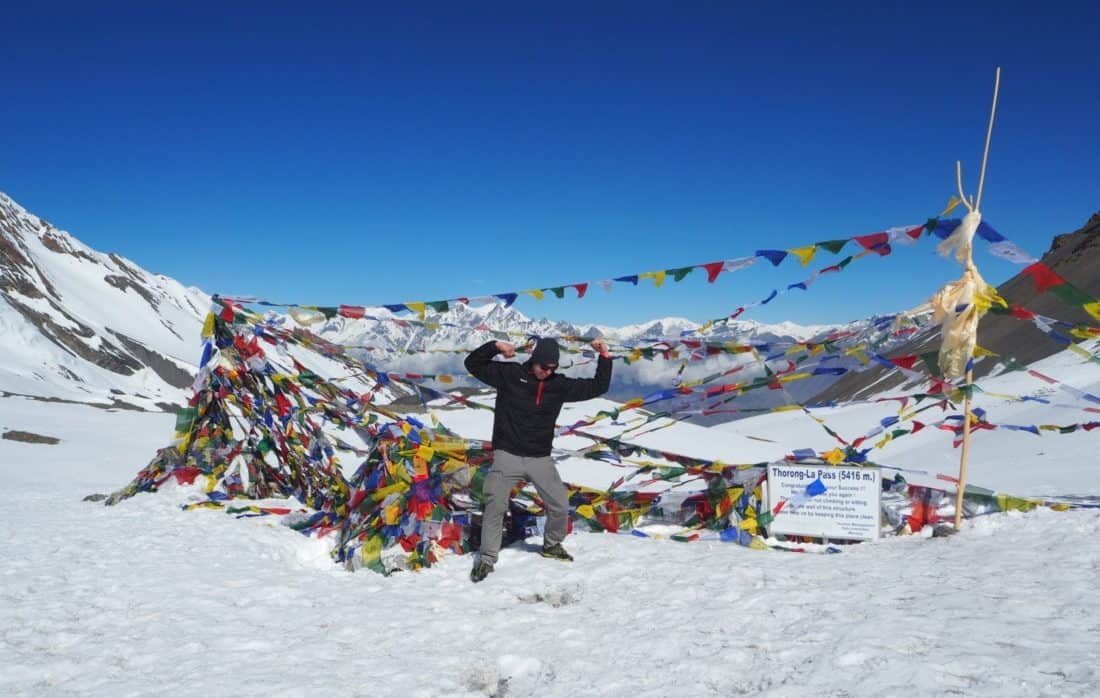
[3,339,1100,695]
[719,339,1100,497]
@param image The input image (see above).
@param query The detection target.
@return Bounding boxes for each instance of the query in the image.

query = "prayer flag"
[756,249,788,266]
[787,245,817,267]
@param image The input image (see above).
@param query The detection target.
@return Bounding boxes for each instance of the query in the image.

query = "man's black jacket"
[465,341,613,457]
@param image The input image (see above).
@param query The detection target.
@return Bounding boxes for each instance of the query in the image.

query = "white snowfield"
[2,343,1100,696]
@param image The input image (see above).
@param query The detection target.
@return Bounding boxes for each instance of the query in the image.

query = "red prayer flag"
[275,392,292,417]
[890,355,920,370]
[173,467,203,485]
[339,305,366,319]
[1009,305,1036,320]
[854,232,889,252]
[1022,262,1066,293]
[701,261,724,283]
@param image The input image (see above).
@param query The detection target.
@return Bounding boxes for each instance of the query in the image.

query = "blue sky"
[3,2,1097,327]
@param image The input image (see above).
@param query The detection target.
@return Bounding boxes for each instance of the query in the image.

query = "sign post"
[765,463,882,541]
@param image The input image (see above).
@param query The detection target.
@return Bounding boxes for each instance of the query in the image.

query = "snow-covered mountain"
[0,190,921,417]
[300,299,904,416]
[0,192,208,410]
[309,303,835,355]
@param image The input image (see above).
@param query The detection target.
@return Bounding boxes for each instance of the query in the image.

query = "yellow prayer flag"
[779,372,812,383]
[371,481,409,501]
[523,289,545,301]
[787,245,817,267]
[972,345,999,358]
[770,404,803,413]
[361,536,382,565]
[201,312,215,338]
[845,346,870,365]
[973,284,1007,313]
[576,504,596,520]
[416,444,435,462]
[1067,343,1095,360]
[941,195,962,216]
[441,458,468,474]
[823,448,845,465]
[405,302,427,319]
[1070,328,1097,340]
[1084,301,1100,323]
[997,495,1038,513]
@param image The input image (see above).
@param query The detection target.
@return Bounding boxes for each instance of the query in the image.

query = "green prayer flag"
[1049,283,1094,307]
[816,239,848,254]
[921,352,944,378]
[668,266,694,282]
[174,407,198,432]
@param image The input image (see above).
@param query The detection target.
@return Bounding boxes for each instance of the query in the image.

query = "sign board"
[765,464,882,541]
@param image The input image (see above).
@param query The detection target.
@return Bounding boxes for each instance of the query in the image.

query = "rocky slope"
[0,192,208,410]
[811,212,1100,403]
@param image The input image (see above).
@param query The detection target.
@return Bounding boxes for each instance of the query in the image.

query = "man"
[464,336,612,583]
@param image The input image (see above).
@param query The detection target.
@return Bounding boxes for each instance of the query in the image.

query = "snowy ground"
[3,351,1100,696]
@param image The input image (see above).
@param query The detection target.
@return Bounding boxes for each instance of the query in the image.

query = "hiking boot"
[540,543,573,562]
[470,560,494,583]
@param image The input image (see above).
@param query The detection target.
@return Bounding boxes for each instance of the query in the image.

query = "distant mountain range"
[6,190,1090,420]
[1,190,850,411]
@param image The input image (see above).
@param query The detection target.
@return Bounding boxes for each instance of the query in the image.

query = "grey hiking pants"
[479,450,569,565]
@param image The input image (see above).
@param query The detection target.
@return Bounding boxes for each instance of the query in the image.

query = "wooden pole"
[953,67,1001,530]
[954,367,975,529]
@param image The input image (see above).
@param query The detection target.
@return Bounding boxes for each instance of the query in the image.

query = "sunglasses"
[535,363,558,372]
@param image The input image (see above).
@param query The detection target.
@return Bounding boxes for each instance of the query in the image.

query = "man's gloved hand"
[590,339,611,359]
